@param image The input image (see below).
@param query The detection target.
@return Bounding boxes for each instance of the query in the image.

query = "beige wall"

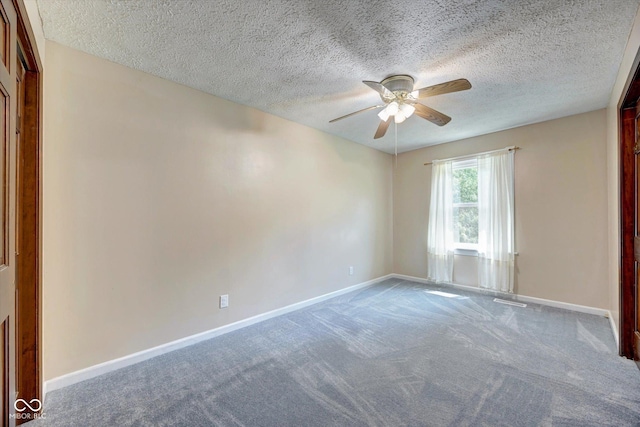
[42,41,393,380]
[606,7,640,336]
[394,110,609,308]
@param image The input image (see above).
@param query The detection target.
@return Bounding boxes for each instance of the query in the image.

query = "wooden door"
[621,107,636,360]
[12,49,20,417]
[634,105,640,365]
[0,0,17,424]
[619,43,640,360]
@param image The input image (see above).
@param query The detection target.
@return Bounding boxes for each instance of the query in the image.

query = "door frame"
[619,45,640,361]
[13,0,41,422]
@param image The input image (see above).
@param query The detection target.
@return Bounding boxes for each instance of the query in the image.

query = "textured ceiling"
[36,0,640,153]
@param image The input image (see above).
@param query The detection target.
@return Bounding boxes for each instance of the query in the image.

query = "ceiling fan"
[329,75,471,139]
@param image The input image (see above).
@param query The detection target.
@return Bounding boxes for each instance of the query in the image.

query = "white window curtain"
[477,150,515,292]
[427,160,454,283]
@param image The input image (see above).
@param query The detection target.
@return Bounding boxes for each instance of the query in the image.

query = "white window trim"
[453,202,477,208]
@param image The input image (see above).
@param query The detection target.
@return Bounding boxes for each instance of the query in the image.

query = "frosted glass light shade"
[399,103,415,118]
[378,101,414,123]
[378,108,390,121]
[394,112,407,123]
[386,101,399,116]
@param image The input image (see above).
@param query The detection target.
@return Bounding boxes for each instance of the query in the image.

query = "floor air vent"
[493,298,527,308]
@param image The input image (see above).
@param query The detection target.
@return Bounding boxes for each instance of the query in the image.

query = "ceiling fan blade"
[414,103,451,126]
[363,80,395,100]
[329,105,384,123]
[374,117,391,139]
[414,78,471,99]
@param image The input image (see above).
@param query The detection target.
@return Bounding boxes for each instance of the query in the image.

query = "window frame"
[452,158,479,252]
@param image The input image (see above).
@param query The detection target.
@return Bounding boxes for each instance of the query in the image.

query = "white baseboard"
[44,272,619,395]
[608,313,620,351]
[392,274,610,317]
[392,274,619,347]
[44,274,393,394]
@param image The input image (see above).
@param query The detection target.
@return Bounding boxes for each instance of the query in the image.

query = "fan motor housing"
[381,75,414,95]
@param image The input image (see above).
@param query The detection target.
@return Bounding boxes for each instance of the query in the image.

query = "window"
[452,159,478,250]
[427,148,515,291]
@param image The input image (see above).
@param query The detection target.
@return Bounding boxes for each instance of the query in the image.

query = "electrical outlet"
[220,294,229,309]
[349,266,354,276]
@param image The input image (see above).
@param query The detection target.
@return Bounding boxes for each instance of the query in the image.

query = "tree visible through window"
[452,159,478,248]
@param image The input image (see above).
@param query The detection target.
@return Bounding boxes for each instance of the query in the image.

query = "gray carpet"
[29,279,640,426]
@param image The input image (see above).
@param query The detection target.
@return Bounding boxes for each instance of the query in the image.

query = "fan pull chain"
[394,120,398,168]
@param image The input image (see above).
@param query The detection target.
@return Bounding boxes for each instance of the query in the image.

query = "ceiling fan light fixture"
[378,108,391,122]
[399,103,415,118]
[386,101,399,116]
[394,112,407,124]
[329,76,471,139]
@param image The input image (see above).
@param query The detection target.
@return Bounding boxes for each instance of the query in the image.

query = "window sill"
[452,249,520,257]
[454,248,478,257]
